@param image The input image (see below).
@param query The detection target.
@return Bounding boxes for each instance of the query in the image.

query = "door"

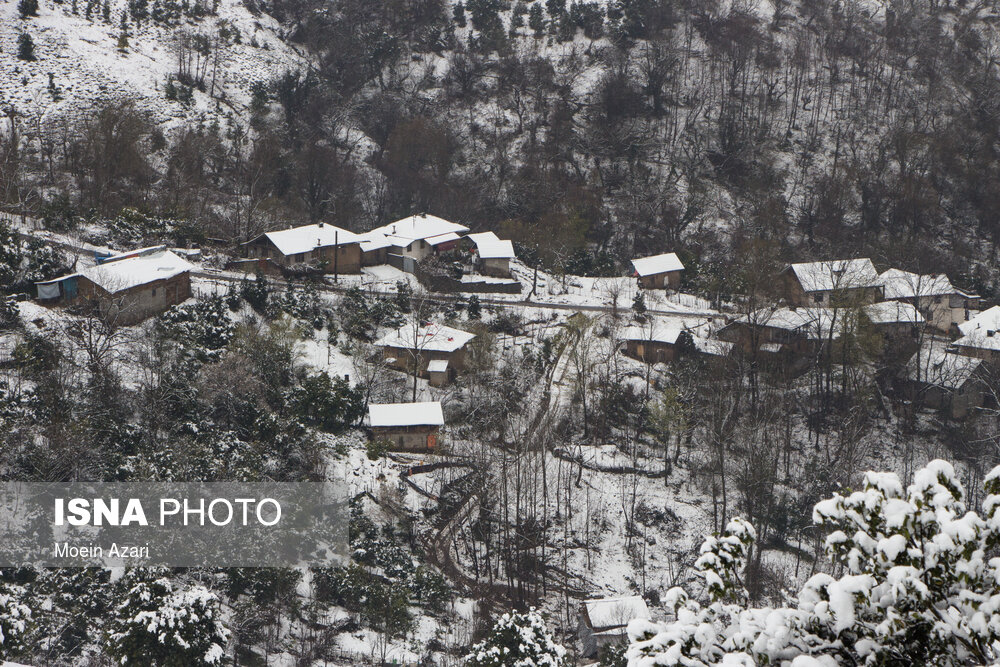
[426,433,437,450]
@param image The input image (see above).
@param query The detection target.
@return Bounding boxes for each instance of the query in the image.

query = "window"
[151,288,157,297]
[813,293,824,303]
[295,253,304,263]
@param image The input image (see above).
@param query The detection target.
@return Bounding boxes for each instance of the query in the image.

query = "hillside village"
[5,0,1000,663]
[1,207,997,663]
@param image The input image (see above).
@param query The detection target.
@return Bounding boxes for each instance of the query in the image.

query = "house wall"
[361,247,389,266]
[371,425,440,452]
[784,273,881,307]
[381,346,468,376]
[637,271,680,290]
[952,343,1000,365]
[480,257,511,278]
[245,238,362,273]
[75,272,191,324]
[907,380,984,419]
[623,339,676,363]
[918,295,978,334]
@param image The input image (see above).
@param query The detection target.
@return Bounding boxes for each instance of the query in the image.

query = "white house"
[36,246,194,324]
[952,306,1000,364]
[783,258,882,306]
[375,322,477,385]
[905,346,987,419]
[578,595,651,657]
[466,231,516,277]
[631,252,684,289]
[879,268,979,333]
[241,223,363,273]
[359,214,469,264]
[368,401,445,452]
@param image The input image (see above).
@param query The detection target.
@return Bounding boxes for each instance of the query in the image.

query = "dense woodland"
[2,0,1000,665]
[5,0,1000,290]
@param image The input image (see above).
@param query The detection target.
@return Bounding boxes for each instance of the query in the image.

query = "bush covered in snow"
[107,573,229,666]
[628,459,1000,666]
[159,295,234,361]
[0,582,31,659]
[466,608,566,667]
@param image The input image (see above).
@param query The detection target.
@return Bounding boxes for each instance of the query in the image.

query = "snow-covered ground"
[0,0,309,129]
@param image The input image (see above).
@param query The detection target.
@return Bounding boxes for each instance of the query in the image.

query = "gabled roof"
[467,232,516,259]
[728,307,850,341]
[426,232,463,246]
[955,306,1000,352]
[362,214,470,250]
[787,258,880,293]
[907,347,983,390]
[39,246,194,294]
[375,322,476,353]
[631,252,684,277]
[863,301,924,325]
[879,268,970,300]
[958,305,1000,338]
[368,401,444,427]
[247,223,362,257]
[690,336,734,356]
[621,325,684,345]
[581,596,650,631]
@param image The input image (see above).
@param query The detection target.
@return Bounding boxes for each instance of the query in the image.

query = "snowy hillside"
[0,0,309,128]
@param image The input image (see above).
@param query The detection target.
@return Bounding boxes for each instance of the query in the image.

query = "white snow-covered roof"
[467,232,516,259]
[427,359,450,373]
[582,596,650,631]
[879,268,969,300]
[375,322,476,353]
[368,401,444,427]
[631,252,684,277]
[958,305,1000,338]
[250,223,362,257]
[907,347,983,390]
[691,336,734,356]
[730,308,850,341]
[621,325,684,344]
[788,258,880,293]
[863,301,924,325]
[363,214,470,249]
[426,232,463,246]
[954,306,1000,352]
[40,246,194,294]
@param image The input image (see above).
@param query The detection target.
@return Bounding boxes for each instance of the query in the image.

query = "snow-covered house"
[578,595,651,658]
[631,252,684,290]
[879,268,979,334]
[862,301,924,361]
[782,259,882,306]
[368,401,445,452]
[905,347,987,419]
[375,322,476,386]
[717,308,847,358]
[359,214,469,265]
[951,306,1000,364]
[241,222,363,273]
[466,231,516,277]
[35,246,193,324]
[621,325,690,364]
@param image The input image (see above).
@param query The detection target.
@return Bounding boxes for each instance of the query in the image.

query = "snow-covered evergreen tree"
[0,582,30,659]
[107,575,229,666]
[467,608,566,667]
[627,460,1000,666]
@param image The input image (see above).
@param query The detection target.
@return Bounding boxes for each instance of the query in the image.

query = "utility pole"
[334,229,339,283]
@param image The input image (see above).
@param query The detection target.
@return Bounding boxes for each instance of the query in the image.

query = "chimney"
[318,221,325,228]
